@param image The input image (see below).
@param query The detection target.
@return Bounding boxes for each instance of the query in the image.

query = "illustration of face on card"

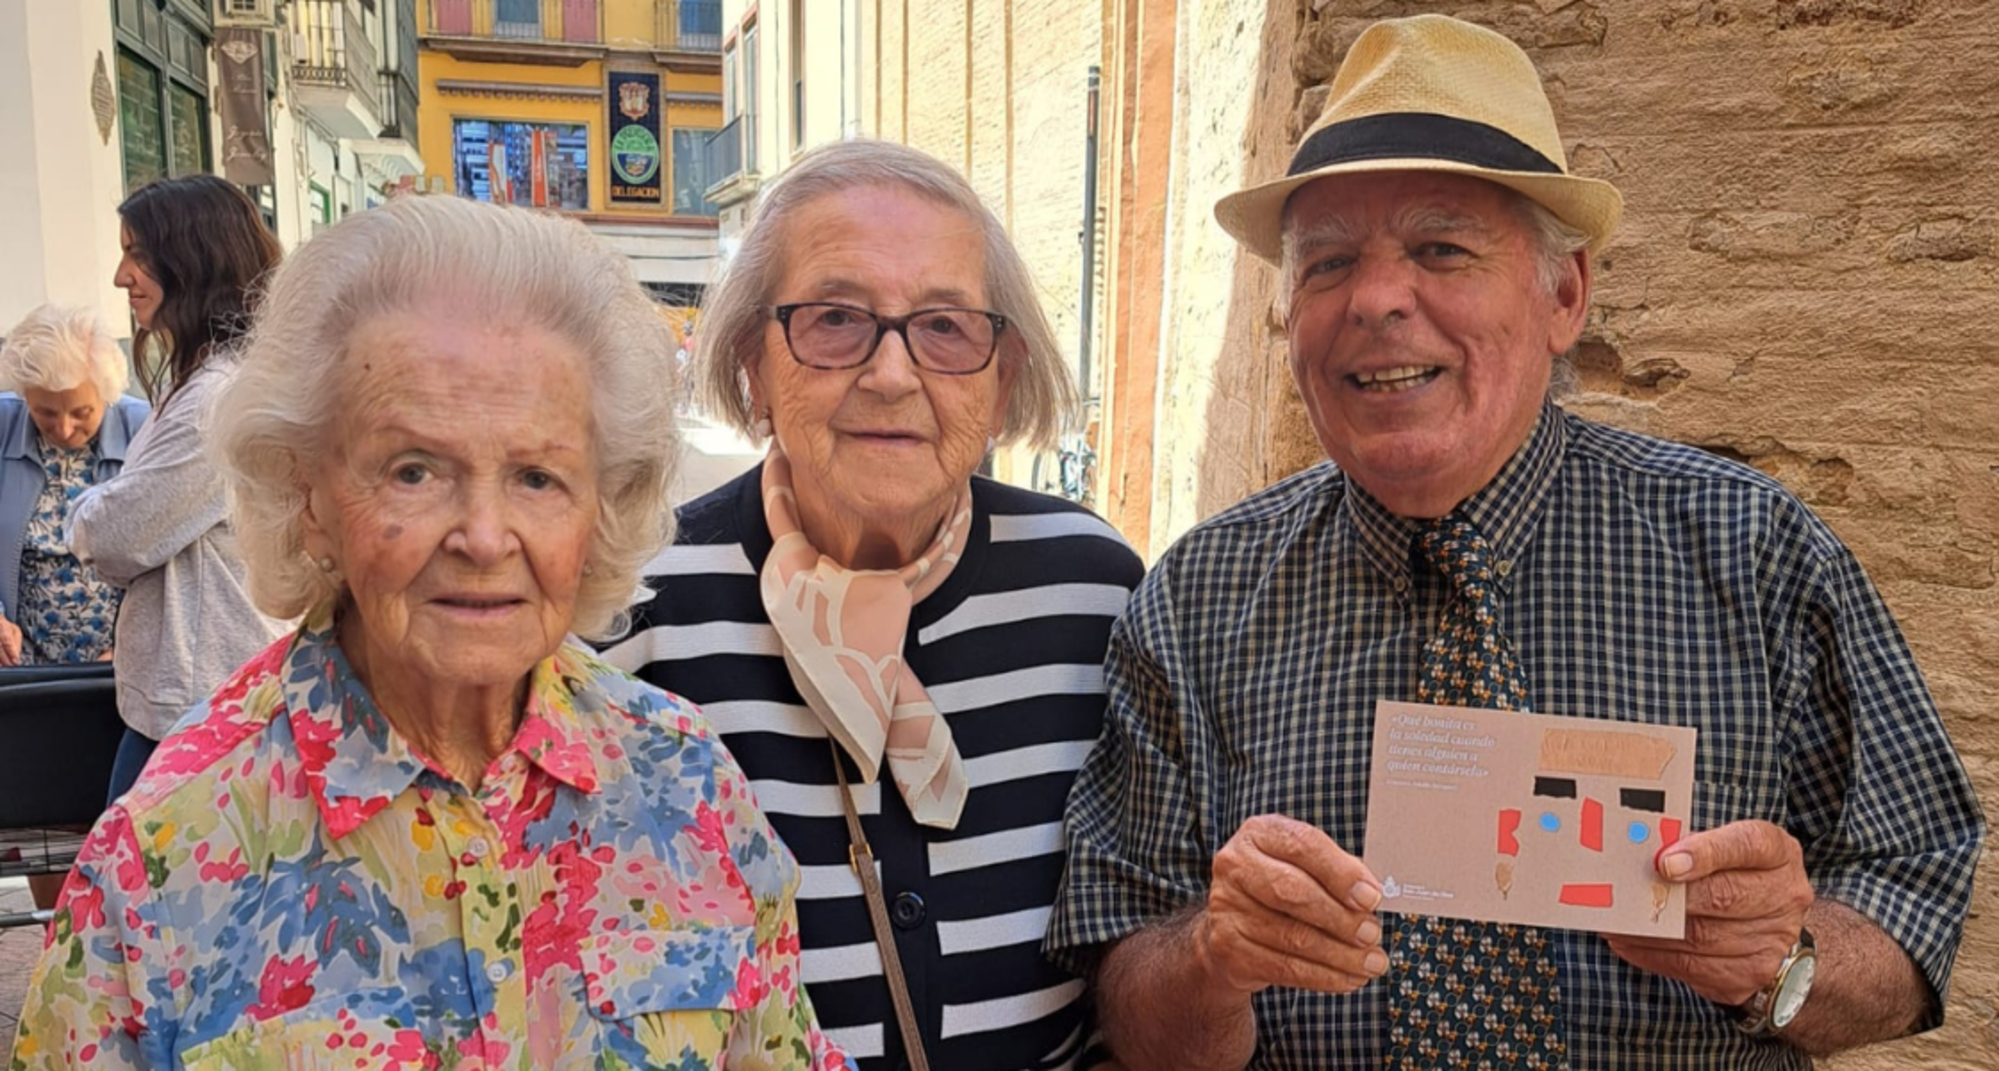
[1360,701,1697,938]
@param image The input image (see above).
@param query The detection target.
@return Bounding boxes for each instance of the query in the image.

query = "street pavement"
[0,877,40,1062]
[0,415,762,1062]
[672,411,763,503]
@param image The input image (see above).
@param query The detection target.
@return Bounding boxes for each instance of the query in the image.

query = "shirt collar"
[1341,401,1570,590]
[283,611,607,839]
[1455,400,1568,575]
[3,400,33,461]
[97,399,137,461]
[35,436,97,468]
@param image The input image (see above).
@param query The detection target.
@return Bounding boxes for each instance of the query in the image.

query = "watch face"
[1771,955,1817,1027]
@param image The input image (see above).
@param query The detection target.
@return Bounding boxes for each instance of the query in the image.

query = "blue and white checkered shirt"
[1047,402,1984,1069]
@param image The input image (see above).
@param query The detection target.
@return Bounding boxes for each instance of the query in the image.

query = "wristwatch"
[1737,927,1816,1037]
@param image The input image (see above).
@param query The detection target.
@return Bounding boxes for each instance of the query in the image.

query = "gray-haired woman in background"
[0,304,150,666]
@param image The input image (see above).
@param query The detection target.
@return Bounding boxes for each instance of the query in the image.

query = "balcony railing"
[429,0,602,45]
[295,0,381,120]
[378,70,421,143]
[702,115,742,191]
[656,0,720,52]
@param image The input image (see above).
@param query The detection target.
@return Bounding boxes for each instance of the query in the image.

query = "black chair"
[0,663,114,687]
[0,664,122,928]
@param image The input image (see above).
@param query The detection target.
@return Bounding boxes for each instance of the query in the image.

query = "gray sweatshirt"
[67,361,286,739]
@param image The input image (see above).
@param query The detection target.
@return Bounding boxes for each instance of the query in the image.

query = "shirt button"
[467,837,492,859]
[1392,576,1409,594]
[486,960,511,984]
[1496,560,1514,578]
[890,891,926,930]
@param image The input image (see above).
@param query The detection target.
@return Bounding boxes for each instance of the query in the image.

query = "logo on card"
[1381,877,1402,900]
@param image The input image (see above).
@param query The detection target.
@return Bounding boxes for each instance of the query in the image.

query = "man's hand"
[0,614,21,666]
[1193,814,1388,997]
[1604,819,1813,1006]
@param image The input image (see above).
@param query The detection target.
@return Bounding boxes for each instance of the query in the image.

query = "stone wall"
[1142,0,1309,553]
[1170,0,1997,1064]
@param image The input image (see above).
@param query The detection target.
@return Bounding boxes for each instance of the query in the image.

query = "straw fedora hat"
[1215,14,1622,264]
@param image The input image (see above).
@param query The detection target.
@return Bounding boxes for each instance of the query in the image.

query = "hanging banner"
[530,126,549,206]
[215,28,274,186]
[608,71,664,205]
[488,140,510,204]
[543,128,562,204]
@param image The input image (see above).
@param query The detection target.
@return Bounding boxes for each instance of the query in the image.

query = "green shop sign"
[608,71,664,204]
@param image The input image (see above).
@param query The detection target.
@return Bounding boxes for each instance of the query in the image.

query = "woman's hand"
[0,614,21,665]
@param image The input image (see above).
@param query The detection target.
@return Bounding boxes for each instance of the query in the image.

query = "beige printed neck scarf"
[759,448,973,829]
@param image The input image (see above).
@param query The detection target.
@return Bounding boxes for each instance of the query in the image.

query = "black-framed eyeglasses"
[772,302,1007,375]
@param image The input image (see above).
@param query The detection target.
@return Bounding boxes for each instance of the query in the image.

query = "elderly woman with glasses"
[14,195,849,1071]
[604,140,1144,1071]
[0,304,150,667]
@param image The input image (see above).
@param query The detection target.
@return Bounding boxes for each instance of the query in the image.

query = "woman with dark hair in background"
[69,174,288,802]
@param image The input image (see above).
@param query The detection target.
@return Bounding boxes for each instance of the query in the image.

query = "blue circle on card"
[1628,821,1650,844]
[1539,812,1560,833]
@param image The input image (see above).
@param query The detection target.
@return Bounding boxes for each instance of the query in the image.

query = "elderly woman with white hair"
[0,304,150,666]
[14,195,850,1071]
[605,140,1144,1071]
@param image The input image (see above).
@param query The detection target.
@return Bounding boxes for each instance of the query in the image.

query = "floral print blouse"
[13,615,851,1071]
[16,441,120,664]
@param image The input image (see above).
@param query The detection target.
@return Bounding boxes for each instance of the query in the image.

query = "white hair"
[1512,195,1592,296]
[1513,198,1593,397]
[211,195,681,640]
[696,139,1076,450]
[0,304,131,401]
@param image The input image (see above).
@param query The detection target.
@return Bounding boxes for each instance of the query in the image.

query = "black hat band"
[1288,112,1564,178]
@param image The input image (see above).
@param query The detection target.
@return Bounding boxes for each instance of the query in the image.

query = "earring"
[316,557,335,573]
[582,562,595,577]
[751,409,773,439]
[985,434,998,454]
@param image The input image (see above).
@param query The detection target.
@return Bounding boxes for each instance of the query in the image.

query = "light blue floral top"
[16,440,120,664]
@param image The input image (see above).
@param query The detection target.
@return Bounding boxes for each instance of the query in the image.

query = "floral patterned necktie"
[1385,514,1568,1070]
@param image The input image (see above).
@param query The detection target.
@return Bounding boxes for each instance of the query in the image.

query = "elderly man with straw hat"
[1047,14,1981,1070]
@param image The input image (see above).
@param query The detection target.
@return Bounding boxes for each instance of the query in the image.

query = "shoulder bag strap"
[832,741,931,1071]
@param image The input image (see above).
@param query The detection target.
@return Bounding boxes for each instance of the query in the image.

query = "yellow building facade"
[415,0,725,297]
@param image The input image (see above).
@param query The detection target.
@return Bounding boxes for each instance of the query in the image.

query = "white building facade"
[0,0,421,340]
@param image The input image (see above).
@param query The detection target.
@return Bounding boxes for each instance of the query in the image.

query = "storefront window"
[168,84,208,179]
[113,0,211,192]
[453,120,590,211]
[117,51,166,191]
